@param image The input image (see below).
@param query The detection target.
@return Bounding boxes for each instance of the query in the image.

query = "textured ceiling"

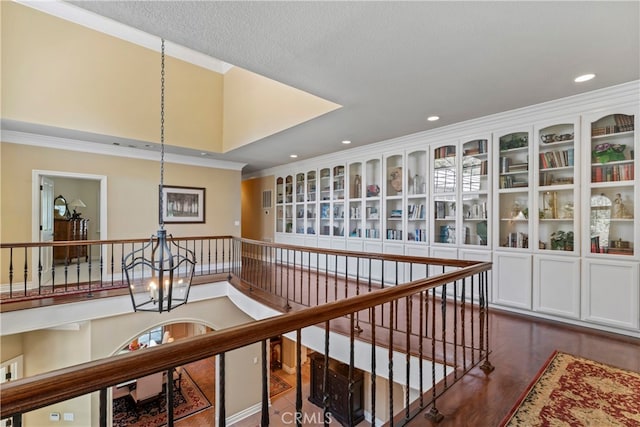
[32,1,640,174]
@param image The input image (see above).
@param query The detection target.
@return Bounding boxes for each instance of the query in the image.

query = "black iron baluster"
[480,270,495,374]
[388,300,394,427]
[453,279,458,380]
[37,247,43,295]
[219,352,226,427]
[99,388,107,427]
[323,320,330,427]
[462,276,467,371]
[405,295,411,421]
[419,290,424,408]
[370,306,377,425]
[261,340,269,426]
[87,246,93,297]
[167,367,174,427]
[441,283,447,388]
[425,287,443,422]
[334,254,338,301]
[296,329,302,427]
[23,247,28,296]
[348,313,355,427]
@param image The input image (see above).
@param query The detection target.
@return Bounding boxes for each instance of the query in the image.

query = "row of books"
[503,232,529,248]
[539,148,574,169]
[434,145,456,159]
[408,229,427,242]
[499,176,528,189]
[592,115,634,136]
[463,139,488,156]
[591,164,634,183]
[407,204,425,219]
[386,229,403,240]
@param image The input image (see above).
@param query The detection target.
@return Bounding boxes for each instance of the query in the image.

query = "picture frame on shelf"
[161,185,205,223]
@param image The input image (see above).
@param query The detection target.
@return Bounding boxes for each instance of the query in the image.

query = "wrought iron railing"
[0,236,493,426]
[0,236,233,303]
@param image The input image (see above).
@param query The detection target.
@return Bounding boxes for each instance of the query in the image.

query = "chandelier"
[124,39,196,313]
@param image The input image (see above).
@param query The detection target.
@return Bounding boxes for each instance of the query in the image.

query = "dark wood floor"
[169,306,640,426]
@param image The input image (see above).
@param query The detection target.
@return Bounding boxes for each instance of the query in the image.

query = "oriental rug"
[500,351,640,426]
[113,369,211,427]
[270,372,293,397]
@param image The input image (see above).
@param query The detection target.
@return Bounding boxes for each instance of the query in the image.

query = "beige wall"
[23,323,93,426]
[0,142,241,245]
[223,67,340,152]
[1,1,223,153]
[241,175,275,241]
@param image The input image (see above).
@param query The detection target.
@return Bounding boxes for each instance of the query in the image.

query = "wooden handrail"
[0,235,235,249]
[0,261,490,419]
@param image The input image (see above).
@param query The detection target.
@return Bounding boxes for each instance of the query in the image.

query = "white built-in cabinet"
[272,85,639,337]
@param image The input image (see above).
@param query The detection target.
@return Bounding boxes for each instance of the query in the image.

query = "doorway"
[32,170,107,283]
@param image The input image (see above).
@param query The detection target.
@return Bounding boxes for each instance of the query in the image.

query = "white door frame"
[32,170,108,270]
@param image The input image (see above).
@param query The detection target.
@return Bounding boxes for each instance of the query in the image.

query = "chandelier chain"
[160,38,165,229]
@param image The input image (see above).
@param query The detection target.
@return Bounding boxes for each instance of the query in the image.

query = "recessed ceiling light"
[574,73,595,83]
[200,152,208,156]
[342,140,351,145]
[290,154,298,158]
[427,116,440,122]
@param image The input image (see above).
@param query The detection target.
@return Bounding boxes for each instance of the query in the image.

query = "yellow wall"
[1,1,223,153]
[223,67,341,151]
[241,175,275,241]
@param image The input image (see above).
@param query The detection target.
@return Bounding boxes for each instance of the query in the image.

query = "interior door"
[40,176,55,283]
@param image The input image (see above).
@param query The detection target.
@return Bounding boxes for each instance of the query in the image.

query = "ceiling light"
[290,154,298,158]
[427,116,440,122]
[342,140,351,145]
[574,74,595,83]
[124,39,196,314]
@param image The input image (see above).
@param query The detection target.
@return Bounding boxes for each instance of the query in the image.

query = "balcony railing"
[1,236,493,426]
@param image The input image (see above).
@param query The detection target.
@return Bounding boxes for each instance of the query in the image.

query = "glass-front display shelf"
[536,123,577,252]
[497,132,530,249]
[433,144,457,244]
[589,113,635,256]
[462,139,489,246]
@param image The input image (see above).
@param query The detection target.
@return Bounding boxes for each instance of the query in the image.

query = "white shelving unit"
[271,83,640,338]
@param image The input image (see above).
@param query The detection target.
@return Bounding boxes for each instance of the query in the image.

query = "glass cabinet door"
[535,122,578,253]
[385,154,404,241]
[295,173,305,234]
[319,167,331,236]
[586,112,636,256]
[406,150,427,242]
[306,170,317,235]
[348,162,363,237]
[364,158,381,239]
[496,130,531,249]
[432,144,457,244]
[461,139,489,246]
[332,165,345,236]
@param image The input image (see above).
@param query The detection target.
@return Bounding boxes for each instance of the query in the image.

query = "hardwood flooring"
[169,308,640,426]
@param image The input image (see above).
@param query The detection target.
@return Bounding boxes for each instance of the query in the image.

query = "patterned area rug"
[113,369,211,427]
[270,373,293,397]
[500,351,640,426]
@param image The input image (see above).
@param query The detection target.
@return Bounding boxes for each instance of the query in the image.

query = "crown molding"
[256,80,640,178]
[1,129,246,171]
[15,0,233,74]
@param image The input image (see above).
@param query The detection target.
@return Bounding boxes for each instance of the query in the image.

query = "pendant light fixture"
[124,39,196,313]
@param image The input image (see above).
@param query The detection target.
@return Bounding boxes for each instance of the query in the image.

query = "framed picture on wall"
[161,185,205,223]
